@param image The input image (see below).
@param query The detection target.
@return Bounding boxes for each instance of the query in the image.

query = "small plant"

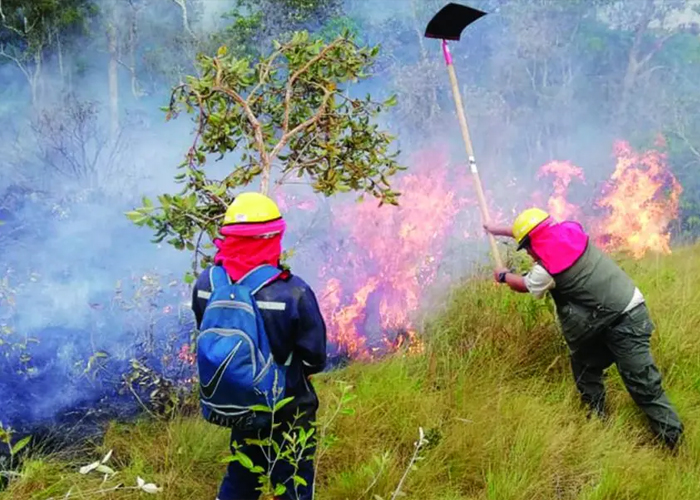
[387,427,429,500]
[0,269,40,377]
[0,422,31,484]
[222,380,357,500]
[312,380,355,493]
[121,359,191,419]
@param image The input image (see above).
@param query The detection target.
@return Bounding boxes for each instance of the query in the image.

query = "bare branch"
[671,105,700,163]
[0,0,25,37]
[169,0,197,40]
[0,48,24,79]
[638,31,676,69]
[116,58,144,97]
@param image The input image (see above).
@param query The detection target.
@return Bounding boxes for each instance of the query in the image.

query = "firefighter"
[484,208,683,450]
[191,192,327,500]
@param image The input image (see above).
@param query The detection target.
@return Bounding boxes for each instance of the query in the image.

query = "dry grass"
[3,245,700,500]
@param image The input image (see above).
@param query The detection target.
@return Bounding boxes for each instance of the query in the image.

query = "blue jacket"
[191,265,327,420]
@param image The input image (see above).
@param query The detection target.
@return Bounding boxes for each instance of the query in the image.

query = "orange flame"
[271,139,682,362]
[537,160,585,221]
[316,149,464,358]
[594,140,682,259]
[319,277,376,360]
[535,140,682,259]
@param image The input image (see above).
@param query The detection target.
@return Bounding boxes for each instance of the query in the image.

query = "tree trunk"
[260,164,271,195]
[65,50,73,94]
[171,0,196,39]
[616,0,655,127]
[31,49,42,106]
[107,22,119,142]
[127,1,141,98]
[57,30,64,88]
[410,0,439,121]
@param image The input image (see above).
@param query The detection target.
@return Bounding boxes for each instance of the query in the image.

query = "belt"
[609,303,645,329]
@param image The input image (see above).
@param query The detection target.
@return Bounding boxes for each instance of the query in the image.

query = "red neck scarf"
[213,234,283,281]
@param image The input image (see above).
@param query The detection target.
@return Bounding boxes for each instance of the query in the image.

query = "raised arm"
[483,223,514,238]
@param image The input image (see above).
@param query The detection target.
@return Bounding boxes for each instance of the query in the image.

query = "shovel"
[425,3,504,268]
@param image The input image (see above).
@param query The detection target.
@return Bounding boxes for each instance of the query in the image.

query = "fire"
[535,140,682,260]
[315,149,465,358]
[537,160,585,221]
[319,277,375,359]
[594,140,682,258]
[271,139,682,361]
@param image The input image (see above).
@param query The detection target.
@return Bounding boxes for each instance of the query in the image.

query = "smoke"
[0,0,694,437]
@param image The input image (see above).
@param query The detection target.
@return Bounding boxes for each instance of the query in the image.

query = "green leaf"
[293,475,308,487]
[273,396,295,412]
[274,484,287,496]
[234,451,254,470]
[137,29,402,256]
[11,436,31,456]
[248,404,273,412]
[341,394,357,404]
[243,438,269,447]
[124,211,146,224]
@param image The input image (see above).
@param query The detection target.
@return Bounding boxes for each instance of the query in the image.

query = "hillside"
[2,245,700,500]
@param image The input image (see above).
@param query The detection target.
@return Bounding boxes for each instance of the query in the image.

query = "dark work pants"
[217,414,316,500]
[569,304,683,449]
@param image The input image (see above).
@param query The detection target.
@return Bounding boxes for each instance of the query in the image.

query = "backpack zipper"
[206,300,255,315]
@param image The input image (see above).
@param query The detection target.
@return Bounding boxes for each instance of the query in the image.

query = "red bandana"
[213,233,283,281]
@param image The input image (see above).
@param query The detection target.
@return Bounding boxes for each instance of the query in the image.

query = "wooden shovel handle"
[446,63,504,269]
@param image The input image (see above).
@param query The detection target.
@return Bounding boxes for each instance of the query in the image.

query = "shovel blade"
[425,3,487,41]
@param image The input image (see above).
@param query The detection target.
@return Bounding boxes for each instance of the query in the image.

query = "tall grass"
[3,246,700,500]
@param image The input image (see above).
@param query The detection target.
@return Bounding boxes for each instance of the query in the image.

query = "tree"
[600,0,698,128]
[212,0,343,58]
[127,31,403,276]
[365,0,445,136]
[0,0,97,104]
[30,94,128,190]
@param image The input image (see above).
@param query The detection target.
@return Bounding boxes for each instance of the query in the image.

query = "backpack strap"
[209,265,232,292]
[238,265,283,295]
[238,265,293,367]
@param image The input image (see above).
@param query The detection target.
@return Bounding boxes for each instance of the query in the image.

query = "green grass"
[4,246,700,500]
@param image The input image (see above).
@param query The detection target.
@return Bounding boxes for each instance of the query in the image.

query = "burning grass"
[3,244,700,500]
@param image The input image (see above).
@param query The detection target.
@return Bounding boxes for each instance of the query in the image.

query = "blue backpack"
[197,264,288,429]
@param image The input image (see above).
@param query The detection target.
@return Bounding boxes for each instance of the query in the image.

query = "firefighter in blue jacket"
[191,192,327,500]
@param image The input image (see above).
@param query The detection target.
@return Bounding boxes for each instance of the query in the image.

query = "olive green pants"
[569,304,683,448]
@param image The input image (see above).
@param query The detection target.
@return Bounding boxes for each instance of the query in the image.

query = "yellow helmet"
[221,192,285,237]
[512,208,550,247]
[223,192,282,225]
